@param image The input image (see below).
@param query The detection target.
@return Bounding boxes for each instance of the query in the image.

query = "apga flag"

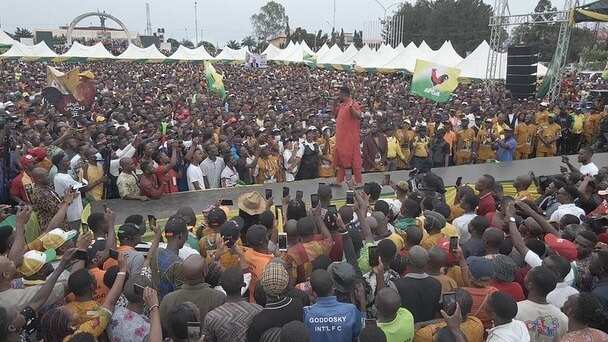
[410,59,460,103]
[42,66,96,116]
[204,61,227,100]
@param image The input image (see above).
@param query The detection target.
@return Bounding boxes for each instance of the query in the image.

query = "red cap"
[20,154,35,168]
[545,233,577,262]
[437,238,459,265]
[27,147,47,162]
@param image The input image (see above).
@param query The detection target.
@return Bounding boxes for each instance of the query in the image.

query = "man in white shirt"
[543,255,578,309]
[452,193,479,243]
[549,185,585,222]
[486,292,530,342]
[283,140,303,182]
[199,145,225,189]
[516,266,568,342]
[187,149,206,191]
[562,147,598,176]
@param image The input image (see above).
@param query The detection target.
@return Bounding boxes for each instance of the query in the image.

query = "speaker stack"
[506,46,538,99]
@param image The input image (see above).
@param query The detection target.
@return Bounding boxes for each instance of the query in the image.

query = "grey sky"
[0,0,569,46]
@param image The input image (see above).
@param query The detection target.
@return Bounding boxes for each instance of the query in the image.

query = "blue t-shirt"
[497,137,516,161]
[304,296,362,342]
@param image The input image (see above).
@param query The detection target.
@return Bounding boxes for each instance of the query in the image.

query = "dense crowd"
[0,58,608,342]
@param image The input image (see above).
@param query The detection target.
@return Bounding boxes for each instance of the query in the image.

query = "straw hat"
[237,192,267,215]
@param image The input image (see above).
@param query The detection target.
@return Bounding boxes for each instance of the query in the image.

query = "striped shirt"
[203,300,262,342]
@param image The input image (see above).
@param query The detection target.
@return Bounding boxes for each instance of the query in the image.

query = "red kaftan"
[334,99,362,169]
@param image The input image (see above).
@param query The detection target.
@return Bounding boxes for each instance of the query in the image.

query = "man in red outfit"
[333,86,363,187]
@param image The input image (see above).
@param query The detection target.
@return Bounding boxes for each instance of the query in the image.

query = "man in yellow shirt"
[396,120,415,169]
[570,109,586,152]
[515,114,537,160]
[475,119,496,163]
[386,125,405,171]
[583,111,601,146]
[82,147,106,201]
[536,115,561,157]
[411,127,431,171]
[455,118,476,165]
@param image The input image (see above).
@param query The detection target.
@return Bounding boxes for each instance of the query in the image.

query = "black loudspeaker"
[506,45,538,99]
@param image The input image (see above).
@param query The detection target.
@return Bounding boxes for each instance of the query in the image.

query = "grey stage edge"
[98,153,608,223]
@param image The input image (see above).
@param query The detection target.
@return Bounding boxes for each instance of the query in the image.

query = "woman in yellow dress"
[318,127,336,178]
[476,119,496,162]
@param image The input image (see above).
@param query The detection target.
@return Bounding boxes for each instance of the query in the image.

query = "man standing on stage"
[334,85,363,187]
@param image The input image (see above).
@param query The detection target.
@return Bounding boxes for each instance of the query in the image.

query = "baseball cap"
[40,228,78,250]
[117,223,142,240]
[260,261,289,297]
[207,207,228,228]
[164,216,188,238]
[18,249,56,277]
[544,233,577,262]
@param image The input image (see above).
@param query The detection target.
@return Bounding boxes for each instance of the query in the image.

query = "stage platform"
[99,153,608,223]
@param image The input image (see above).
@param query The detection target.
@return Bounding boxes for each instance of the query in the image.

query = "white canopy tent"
[431,41,463,67]
[61,42,114,59]
[118,44,166,60]
[167,45,213,61]
[381,42,420,72]
[317,44,343,64]
[417,41,435,59]
[262,44,283,60]
[1,41,57,58]
[316,43,330,59]
[0,31,19,47]
[352,45,377,68]
[300,41,314,56]
[269,41,296,61]
[215,46,248,61]
[329,44,359,66]
[456,40,548,79]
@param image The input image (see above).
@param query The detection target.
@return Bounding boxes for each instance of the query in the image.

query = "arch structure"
[66,11,140,46]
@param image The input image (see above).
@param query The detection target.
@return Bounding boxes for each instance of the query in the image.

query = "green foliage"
[251,1,289,41]
[394,0,491,55]
[226,40,241,49]
[241,36,257,51]
[512,0,595,63]
[181,39,194,48]
[167,38,180,50]
[353,30,363,49]
[200,41,217,56]
[14,27,33,39]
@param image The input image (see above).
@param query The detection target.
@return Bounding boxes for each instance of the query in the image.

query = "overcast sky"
[0,0,570,46]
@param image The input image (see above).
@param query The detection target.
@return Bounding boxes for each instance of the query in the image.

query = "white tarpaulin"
[316,43,330,59]
[118,44,166,60]
[0,31,19,46]
[262,44,283,60]
[431,41,463,67]
[168,45,213,61]
[317,44,343,64]
[418,41,436,60]
[214,46,248,61]
[62,42,113,59]
[381,42,420,72]
[1,41,57,58]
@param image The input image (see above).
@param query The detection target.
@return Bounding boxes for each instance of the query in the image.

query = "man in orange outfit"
[333,86,363,187]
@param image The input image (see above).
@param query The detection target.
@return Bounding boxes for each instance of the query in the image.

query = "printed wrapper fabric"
[410,59,460,103]
[204,61,227,100]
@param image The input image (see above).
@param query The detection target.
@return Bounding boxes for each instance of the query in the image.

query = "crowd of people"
[0,57,608,342]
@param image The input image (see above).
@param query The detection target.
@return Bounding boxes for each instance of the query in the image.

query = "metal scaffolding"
[485,0,578,101]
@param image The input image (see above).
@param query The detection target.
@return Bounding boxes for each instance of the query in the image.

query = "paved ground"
[99,152,608,222]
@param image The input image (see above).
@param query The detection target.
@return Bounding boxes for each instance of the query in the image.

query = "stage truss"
[486,0,578,102]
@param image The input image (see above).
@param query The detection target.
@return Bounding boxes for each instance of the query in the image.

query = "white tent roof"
[215,46,248,61]
[381,42,420,72]
[118,44,166,60]
[0,31,19,46]
[353,45,377,67]
[431,41,463,67]
[357,44,400,69]
[1,41,57,58]
[168,45,213,60]
[316,43,330,58]
[262,44,282,60]
[417,41,435,59]
[300,41,314,55]
[318,44,343,64]
[270,42,297,61]
[456,41,547,79]
[62,42,113,59]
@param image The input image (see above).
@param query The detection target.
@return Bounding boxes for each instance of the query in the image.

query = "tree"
[251,1,289,41]
[512,0,594,62]
[338,29,345,49]
[394,0,492,56]
[200,41,217,56]
[167,38,180,50]
[285,20,291,43]
[226,40,241,49]
[181,39,194,48]
[14,27,33,39]
[241,36,257,51]
[353,30,364,49]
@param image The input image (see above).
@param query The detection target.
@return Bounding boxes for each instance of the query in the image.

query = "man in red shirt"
[139,161,163,199]
[10,154,35,205]
[475,174,496,216]
[153,146,178,194]
[333,86,363,187]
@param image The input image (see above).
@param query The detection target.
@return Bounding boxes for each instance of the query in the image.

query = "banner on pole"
[410,59,460,103]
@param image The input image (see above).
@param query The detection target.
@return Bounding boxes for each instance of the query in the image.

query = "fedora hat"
[237,192,267,216]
